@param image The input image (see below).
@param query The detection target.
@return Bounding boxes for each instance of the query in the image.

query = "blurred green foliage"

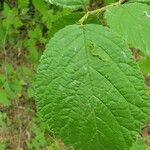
[0,0,74,149]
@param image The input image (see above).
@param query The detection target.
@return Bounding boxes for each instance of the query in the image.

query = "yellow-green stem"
[78,0,125,25]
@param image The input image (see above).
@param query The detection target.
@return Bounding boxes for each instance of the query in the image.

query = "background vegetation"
[0,0,150,149]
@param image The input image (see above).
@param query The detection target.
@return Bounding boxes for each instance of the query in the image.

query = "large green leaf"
[35,24,149,150]
[105,3,150,56]
[130,138,147,150]
[48,0,89,9]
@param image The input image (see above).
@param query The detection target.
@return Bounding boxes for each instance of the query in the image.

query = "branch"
[78,0,125,25]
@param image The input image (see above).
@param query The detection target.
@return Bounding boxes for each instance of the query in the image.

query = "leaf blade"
[105,3,150,56]
[48,0,89,9]
[35,24,149,150]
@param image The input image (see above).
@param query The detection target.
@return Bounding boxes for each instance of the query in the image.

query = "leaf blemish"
[144,11,150,19]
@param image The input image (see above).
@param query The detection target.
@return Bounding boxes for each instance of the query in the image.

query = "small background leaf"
[47,0,90,9]
[0,90,10,106]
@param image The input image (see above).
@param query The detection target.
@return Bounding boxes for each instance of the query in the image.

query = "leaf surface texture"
[105,3,150,56]
[36,24,149,150]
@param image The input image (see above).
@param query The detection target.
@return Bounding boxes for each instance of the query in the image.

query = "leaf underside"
[105,3,150,56]
[48,0,89,9]
[35,24,149,150]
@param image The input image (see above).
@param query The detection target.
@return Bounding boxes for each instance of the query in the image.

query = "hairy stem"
[78,0,126,24]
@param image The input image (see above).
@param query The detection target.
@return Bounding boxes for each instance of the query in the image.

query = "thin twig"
[78,0,126,25]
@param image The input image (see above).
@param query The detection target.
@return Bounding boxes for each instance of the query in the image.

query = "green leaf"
[105,3,150,56]
[48,0,89,9]
[2,3,11,17]
[9,79,22,96]
[129,0,150,3]
[24,39,39,62]
[0,23,5,48]
[0,144,6,150]
[104,0,117,5]
[130,138,147,150]
[32,0,49,15]
[0,74,5,85]
[18,0,29,9]
[0,90,10,106]
[138,57,150,74]
[2,9,23,29]
[27,87,35,98]
[35,24,149,150]
[3,64,14,75]
[3,78,22,99]
[28,25,46,43]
